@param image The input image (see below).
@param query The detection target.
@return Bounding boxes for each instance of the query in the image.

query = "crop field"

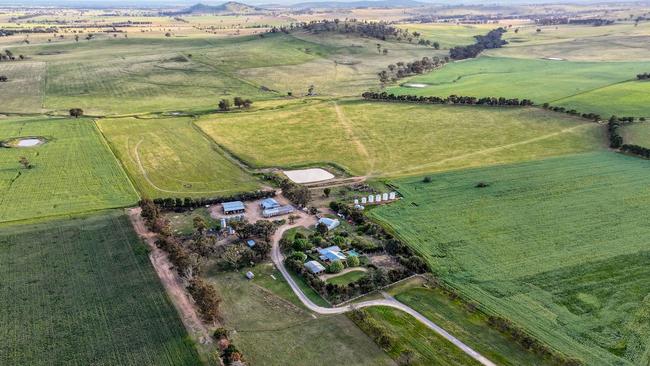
[0,116,138,223]
[0,61,46,113]
[369,152,650,365]
[198,99,604,177]
[490,22,650,61]
[97,116,258,198]
[621,122,650,147]
[553,80,650,118]
[0,211,201,365]
[389,56,650,111]
[208,264,393,366]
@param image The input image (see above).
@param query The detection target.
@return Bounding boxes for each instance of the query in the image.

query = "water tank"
[375,194,381,202]
[389,192,396,200]
[361,197,367,204]
[382,193,388,201]
[368,195,374,203]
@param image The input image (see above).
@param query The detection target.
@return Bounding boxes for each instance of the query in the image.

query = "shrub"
[328,260,344,273]
[348,255,360,267]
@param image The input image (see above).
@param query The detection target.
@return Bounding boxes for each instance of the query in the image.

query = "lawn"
[206,264,393,366]
[327,269,367,286]
[0,116,138,223]
[388,56,650,109]
[621,122,650,147]
[0,211,201,365]
[369,152,650,365]
[97,116,259,199]
[198,99,605,177]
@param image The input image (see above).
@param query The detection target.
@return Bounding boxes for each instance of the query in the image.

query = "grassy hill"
[369,152,650,365]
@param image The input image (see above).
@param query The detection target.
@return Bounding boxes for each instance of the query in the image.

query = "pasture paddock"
[97,116,259,198]
[0,116,138,223]
[369,152,650,365]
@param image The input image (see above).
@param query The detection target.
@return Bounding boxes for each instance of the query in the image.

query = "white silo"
[389,192,396,200]
[368,195,374,203]
[382,193,389,201]
[361,197,367,204]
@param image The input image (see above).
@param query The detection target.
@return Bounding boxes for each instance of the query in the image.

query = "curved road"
[271,223,497,366]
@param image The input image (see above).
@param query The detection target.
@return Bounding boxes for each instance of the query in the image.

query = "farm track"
[270,221,497,366]
[333,102,374,173]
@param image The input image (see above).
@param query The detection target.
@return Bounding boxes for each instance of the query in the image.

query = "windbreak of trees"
[378,56,448,83]
[449,28,507,60]
[537,17,614,26]
[362,91,534,106]
[0,49,25,61]
[151,190,276,212]
[637,72,650,80]
[541,103,602,121]
[621,144,650,158]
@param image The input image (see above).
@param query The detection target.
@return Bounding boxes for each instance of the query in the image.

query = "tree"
[165,32,171,37]
[218,99,230,111]
[0,75,7,82]
[307,84,315,96]
[347,255,360,267]
[288,214,299,224]
[69,108,83,118]
[323,187,331,197]
[432,41,440,49]
[18,156,33,169]
[233,96,244,108]
[316,222,329,236]
[328,259,344,273]
[243,99,252,108]
[193,216,207,234]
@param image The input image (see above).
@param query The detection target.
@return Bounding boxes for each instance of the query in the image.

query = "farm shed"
[305,261,326,274]
[246,271,255,280]
[247,239,256,248]
[318,217,340,231]
[260,198,280,210]
[263,205,295,218]
[318,246,345,262]
[222,201,245,214]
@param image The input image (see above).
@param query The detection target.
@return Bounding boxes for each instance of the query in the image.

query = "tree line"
[151,190,276,212]
[263,174,311,207]
[0,49,25,62]
[449,28,507,60]
[218,96,253,111]
[378,56,448,84]
[536,17,614,26]
[362,91,534,106]
[636,72,650,80]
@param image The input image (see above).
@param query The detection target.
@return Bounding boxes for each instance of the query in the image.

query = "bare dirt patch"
[283,168,335,184]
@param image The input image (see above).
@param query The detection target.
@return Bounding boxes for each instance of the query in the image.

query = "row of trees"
[621,144,650,158]
[150,190,275,212]
[213,328,244,365]
[449,28,507,60]
[278,19,423,44]
[378,56,448,83]
[0,50,25,62]
[362,91,534,107]
[637,72,650,80]
[263,174,311,207]
[218,96,253,111]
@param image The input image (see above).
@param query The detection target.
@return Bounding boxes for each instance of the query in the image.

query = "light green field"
[396,23,493,48]
[97,116,258,198]
[621,122,650,147]
[0,211,201,365]
[554,80,650,118]
[198,99,605,177]
[491,22,650,61]
[0,61,46,113]
[0,116,138,223]
[208,264,393,366]
[389,56,650,110]
[369,152,650,365]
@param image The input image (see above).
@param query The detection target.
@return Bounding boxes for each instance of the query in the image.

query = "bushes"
[187,278,222,323]
[328,260,344,273]
[348,309,396,351]
[362,91,533,107]
[348,255,360,267]
[621,144,650,158]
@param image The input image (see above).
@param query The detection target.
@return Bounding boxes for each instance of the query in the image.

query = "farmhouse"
[318,245,346,262]
[305,260,326,274]
[318,217,340,231]
[260,198,280,210]
[222,201,245,215]
[263,205,294,218]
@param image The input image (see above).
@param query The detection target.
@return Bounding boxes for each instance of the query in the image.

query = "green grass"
[0,116,138,223]
[326,269,367,286]
[389,56,650,107]
[207,265,393,366]
[362,306,480,366]
[0,211,201,365]
[369,152,650,365]
[0,61,46,113]
[97,116,258,199]
[164,207,220,236]
[621,122,650,147]
[396,23,493,48]
[554,80,650,118]
[198,99,605,177]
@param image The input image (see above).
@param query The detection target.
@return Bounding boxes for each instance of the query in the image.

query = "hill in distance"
[286,0,426,9]
[166,2,263,15]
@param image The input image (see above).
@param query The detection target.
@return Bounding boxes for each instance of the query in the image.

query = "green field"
[621,122,650,147]
[198,99,605,176]
[396,23,493,49]
[0,61,46,113]
[362,306,480,366]
[0,211,201,365]
[207,263,393,366]
[0,116,138,223]
[389,56,650,117]
[369,152,650,365]
[97,116,258,198]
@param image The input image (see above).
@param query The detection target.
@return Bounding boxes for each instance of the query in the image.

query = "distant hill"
[287,0,426,9]
[166,2,264,15]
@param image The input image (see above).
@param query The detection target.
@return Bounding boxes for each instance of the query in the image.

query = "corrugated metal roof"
[222,201,245,212]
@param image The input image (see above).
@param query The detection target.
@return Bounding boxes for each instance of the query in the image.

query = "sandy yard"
[283,168,335,184]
